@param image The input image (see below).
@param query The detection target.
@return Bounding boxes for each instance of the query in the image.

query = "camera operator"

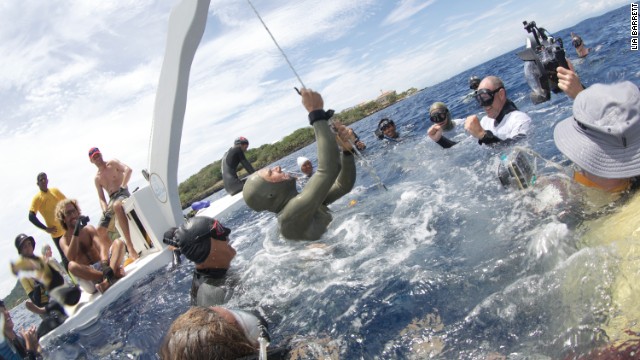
[464,76,531,146]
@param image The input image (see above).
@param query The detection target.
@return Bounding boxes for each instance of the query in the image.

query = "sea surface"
[13,4,640,359]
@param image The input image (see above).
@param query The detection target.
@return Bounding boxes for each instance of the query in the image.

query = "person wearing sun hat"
[163,216,236,306]
[553,81,640,193]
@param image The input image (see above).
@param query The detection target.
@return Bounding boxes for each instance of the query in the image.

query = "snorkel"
[517,20,569,105]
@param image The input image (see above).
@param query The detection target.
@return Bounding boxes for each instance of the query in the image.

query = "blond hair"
[54,198,81,231]
[160,307,257,360]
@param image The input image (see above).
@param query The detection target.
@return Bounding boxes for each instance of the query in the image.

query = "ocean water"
[16,4,640,359]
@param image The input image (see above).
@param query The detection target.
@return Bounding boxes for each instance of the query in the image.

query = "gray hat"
[553,81,640,179]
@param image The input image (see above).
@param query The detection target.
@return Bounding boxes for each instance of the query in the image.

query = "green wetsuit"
[243,118,356,240]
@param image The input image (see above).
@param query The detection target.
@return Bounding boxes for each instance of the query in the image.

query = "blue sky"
[0,0,629,297]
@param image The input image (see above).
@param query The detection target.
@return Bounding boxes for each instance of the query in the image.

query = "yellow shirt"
[30,188,66,238]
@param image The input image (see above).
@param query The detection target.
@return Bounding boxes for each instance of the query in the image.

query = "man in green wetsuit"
[243,89,356,240]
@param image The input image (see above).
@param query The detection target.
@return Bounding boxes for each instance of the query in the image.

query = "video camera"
[517,20,569,105]
[498,149,536,190]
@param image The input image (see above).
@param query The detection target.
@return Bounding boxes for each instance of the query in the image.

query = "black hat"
[15,234,36,254]
[163,217,231,264]
[234,137,249,146]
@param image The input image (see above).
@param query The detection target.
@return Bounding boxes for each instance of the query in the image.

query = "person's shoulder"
[510,110,532,121]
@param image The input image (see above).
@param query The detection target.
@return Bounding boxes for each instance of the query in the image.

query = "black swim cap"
[164,217,231,264]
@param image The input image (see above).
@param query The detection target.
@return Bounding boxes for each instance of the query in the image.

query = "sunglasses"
[474,87,503,107]
[429,110,448,123]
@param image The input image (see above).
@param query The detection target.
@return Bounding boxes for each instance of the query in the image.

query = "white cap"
[297,156,310,169]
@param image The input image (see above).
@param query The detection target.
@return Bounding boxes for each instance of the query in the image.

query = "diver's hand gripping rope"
[249,3,388,191]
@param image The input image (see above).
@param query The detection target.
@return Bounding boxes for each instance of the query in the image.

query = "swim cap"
[15,233,36,254]
[469,76,481,90]
[165,217,231,264]
[243,173,298,213]
[234,137,249,146]
[297,157,310,170]
[429,102,449,113]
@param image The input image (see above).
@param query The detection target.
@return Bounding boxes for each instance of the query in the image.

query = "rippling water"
[17,4,640,359]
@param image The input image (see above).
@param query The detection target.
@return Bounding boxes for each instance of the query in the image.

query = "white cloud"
[383,0,436,25]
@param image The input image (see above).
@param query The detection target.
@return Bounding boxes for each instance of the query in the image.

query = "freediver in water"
[221,137,256,196]
[464,76,532,146]
[163,216,236,307]
[242,89,356,241]
[426,102,467,149]
[570,32,589,58]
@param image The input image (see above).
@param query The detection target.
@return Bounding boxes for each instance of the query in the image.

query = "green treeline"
[178,87,418,207]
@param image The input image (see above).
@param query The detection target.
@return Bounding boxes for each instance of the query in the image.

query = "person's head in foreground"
[553,81,640,193]
[159,306,268,360]
[15,233,36,257]
[429,102,454,131]
[297,157,313,177]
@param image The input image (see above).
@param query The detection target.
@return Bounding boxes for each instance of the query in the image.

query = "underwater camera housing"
[517,20,569,105]
[498,149,536,190]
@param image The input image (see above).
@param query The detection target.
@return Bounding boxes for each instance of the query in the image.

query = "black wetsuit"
[222,146,256,195]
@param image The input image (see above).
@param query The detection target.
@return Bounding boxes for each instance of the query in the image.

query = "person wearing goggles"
[570,32,589,58]
[464,76,531,146]
[163,216,236,306]
[427,102,465,149]
[374,118,399,141]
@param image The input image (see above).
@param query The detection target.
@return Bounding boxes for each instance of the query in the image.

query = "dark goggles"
[572,37,583,48]
[429,110,449,123]
[474,87,503,107]
[379,120,394,131]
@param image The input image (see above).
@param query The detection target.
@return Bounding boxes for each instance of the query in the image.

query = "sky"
[0,0,630,298]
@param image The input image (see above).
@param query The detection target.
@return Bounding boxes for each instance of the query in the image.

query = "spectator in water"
[464,76,531,146]
[374,118,399,141]
[427,102,466,149]
[163,216,236,307]
[570,32,589,58]
[0,299,40,360]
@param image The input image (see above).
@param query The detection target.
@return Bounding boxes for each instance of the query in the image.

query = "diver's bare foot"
[95,280,111,294]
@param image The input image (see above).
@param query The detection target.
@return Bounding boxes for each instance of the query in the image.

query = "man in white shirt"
[464,76,531,146]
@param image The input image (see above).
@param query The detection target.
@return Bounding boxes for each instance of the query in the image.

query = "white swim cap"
[297,156,310,169]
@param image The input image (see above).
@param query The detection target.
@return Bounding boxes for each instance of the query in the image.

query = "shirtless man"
[89,147,138,261]
[55,199,126,293]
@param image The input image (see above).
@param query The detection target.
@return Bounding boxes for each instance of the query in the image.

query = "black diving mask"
[429,110,449,123]
[474,87,503,107]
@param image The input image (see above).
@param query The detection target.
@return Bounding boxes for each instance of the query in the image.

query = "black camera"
[517,21,569,104]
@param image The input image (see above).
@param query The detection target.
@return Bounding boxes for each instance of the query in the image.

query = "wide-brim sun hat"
[553,81,640,179]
